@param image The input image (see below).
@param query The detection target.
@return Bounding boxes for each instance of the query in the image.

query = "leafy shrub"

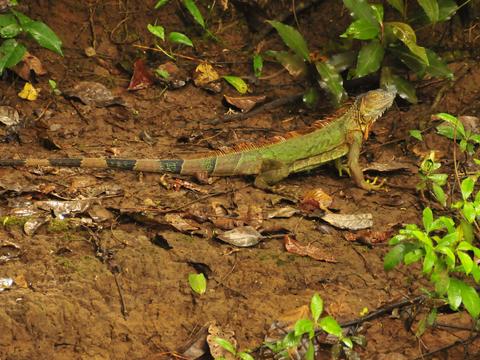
[0,4,62,74]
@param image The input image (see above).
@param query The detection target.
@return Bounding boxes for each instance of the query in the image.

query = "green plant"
[385,206,480,319]
[435,113,480,156]
[214,337,254,360]
[264,0,459,106]
[152,0,216,41]
[417,151,448,206]
[386,112,480,329]
[264,293,359,359]
[0,6,62,74]
[341,0,456,103]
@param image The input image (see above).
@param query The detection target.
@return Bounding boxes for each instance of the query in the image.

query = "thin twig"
[413,334,479,360]
[206,92,303,126]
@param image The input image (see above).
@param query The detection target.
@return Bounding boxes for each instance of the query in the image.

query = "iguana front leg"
[347,130,383,190]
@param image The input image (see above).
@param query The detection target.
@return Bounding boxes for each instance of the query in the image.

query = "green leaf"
[222,75,248,94]
[314,61,347,107]
[168,32,193,47]
[238,352,255,360]
[183,0,205,29]
[432,182,447,205]
[294,318,314,338]
[432,269,450,295]
[0,14,17,27]
[460,283,480,318]
[147,24,165,40]
[342,337,353,349]
[343,0,380,29]
[329,51,356,72]
[310,293,323,323]
[265,50,308,78]
[384,244,406,270]
[409,129,423,141]
[386,22,428,64]
[154,0,170,9]
[10,9,33,26]
[417,0,439,23]
[436,245,456,269]
[0,14,21,38]
[188,273,207,294]
[462,203,476,224]
[340,19,379,40]
[387,0,405,16]
[380,67,417,103]
[281,331,301,348]
[404,249,424,265]
[253,54,263,78]
[457,251,474,274]
[214,337,236,354]
[423,249,436,273]
[438,0,458,21]
[319,316,342,338]
[355,39,384,78]
[305,341,315,360]
[303,87,320,109]
[447,278,462,310]
[423,207,433,233]
[0,38,26,74]
[371,4,384,23]
[435,113,465,134]
[425,49,453,79]
[267,20,310,61]
[457,241,474,251]
[21,20,63,56]
[461,177,475,200]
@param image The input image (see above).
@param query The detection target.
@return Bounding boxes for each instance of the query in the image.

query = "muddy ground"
[0,1,479,359]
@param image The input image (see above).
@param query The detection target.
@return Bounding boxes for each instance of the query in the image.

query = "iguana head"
[357,88,396,138]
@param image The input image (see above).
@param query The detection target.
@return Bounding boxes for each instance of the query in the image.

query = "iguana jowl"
[0,88,396,190]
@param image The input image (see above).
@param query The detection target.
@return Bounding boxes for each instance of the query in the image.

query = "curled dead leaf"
[300,188,332,211]
[128,59,154,91]
[284,235,337,262]
[321,213,373,230]
[217,226,263,247]
[64,81,125,107]
[223,94,266,112]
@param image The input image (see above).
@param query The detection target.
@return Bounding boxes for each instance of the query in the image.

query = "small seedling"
[265,294,357,359]
[214,337,254,360]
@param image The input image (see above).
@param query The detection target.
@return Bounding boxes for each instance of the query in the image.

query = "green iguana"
[0,88,396,190]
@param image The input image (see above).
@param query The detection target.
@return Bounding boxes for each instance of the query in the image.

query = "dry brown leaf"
[217,226,263,247]
[12,52,47,81]
[64,81,125,107]
[301,188,332,211]
[321,213,373,230]
[128,59,154,91]
[164,213,200,233]
[284,235,337,262]
[344,229,393,244]
[193,62,222,93]
[223,95,266,112]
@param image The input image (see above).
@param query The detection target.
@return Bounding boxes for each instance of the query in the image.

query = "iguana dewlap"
[0,88,396,190]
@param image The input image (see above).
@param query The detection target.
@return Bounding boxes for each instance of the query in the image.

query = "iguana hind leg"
[254,159,290,189]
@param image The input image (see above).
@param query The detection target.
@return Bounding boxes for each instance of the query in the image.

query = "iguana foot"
[359,176,385,191]
[334,158,350,177]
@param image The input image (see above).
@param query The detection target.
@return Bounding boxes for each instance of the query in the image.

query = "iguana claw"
[360,176,385,191]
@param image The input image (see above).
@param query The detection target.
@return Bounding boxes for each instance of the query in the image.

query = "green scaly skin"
[0,89,396,190]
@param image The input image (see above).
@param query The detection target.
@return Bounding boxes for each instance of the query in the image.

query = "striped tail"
[0,158,185,174]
